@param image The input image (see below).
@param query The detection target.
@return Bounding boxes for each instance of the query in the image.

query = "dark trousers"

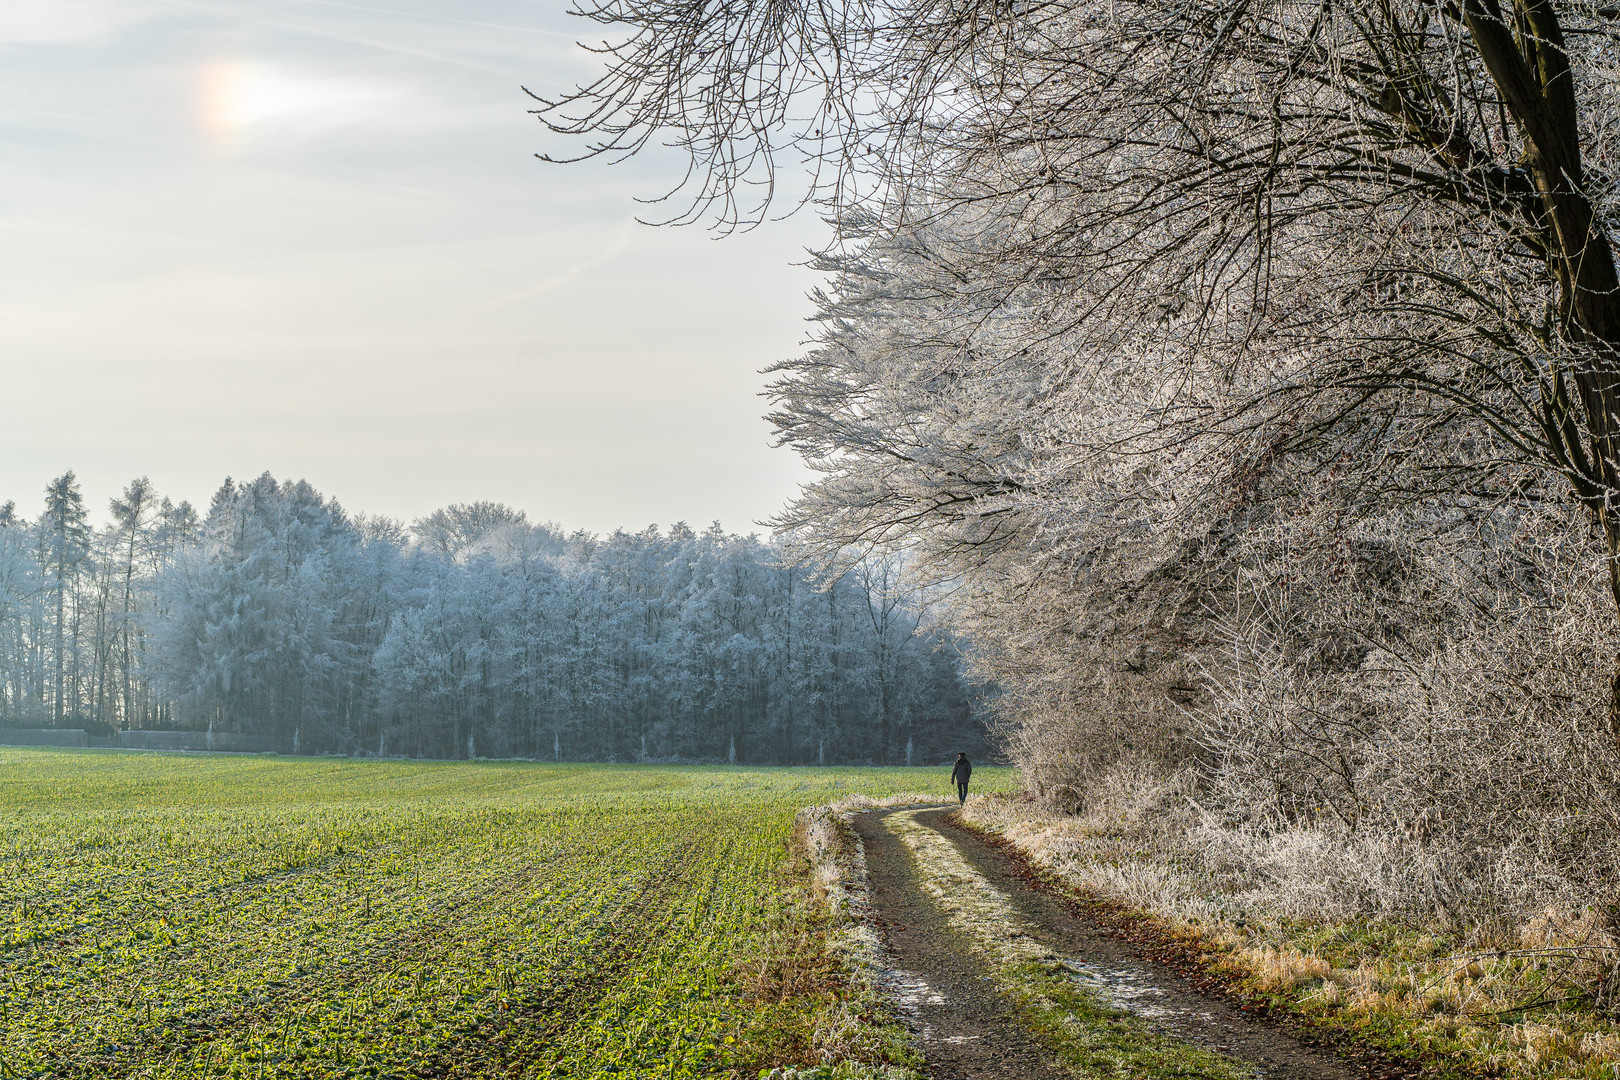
[956,781,969,804]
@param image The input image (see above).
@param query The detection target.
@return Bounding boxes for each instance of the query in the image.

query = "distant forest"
[0,471,989,763]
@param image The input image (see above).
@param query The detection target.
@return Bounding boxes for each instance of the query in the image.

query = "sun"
[196,59,253,153]
[196,59,389,153]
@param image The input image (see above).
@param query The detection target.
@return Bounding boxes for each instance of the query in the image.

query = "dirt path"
[853,807,1071,1080]
[851,806,1365,1080]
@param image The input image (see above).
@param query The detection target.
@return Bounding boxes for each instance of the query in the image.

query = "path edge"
[778,796,944,1079]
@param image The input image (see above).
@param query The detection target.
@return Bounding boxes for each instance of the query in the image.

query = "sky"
[0,0,828,536]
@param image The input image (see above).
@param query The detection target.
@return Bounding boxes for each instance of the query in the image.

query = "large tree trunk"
[1466,0,1620,733]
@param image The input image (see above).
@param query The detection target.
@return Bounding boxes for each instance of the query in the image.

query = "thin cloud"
[277,0,577,39]
[0,0,170,44]
[169,0,579,78]
[474,220,638,311]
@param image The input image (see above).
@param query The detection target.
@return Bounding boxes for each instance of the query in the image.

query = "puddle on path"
[1060,958,1219,1028]
[1062,957,1281,1066]
[882,966,947,1038]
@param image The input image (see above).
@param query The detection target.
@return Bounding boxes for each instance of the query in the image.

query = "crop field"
[0,750,1010,1079]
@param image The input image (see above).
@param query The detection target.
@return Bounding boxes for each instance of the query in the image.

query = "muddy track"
[853,806,1373,1080]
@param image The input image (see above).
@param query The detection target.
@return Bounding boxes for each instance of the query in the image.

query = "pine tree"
[39,472,90,726]
[109,478,156,730]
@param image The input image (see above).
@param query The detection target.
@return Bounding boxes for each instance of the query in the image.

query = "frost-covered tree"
[0,516,43,725]
[38,472,90,725]
[536,0,1620,708]
[0,470,988,761]
[148,474,380,745]
[412,502,532,559]
[106,477,157,729]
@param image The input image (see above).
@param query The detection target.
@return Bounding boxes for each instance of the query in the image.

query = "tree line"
[0,471,987,763]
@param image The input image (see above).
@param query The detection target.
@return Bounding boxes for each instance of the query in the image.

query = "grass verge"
[739,798,927,1080]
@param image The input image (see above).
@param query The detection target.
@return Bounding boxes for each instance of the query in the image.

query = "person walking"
[951,753,972,806]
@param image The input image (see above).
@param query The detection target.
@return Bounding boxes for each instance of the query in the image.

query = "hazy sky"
[0,0,827,535]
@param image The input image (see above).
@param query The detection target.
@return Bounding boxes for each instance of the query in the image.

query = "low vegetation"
[0,750,1007,1078]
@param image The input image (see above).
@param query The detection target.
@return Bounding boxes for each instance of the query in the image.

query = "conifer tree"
[39,472,89,726]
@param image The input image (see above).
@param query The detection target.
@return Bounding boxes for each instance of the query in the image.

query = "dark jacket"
[951,757,972,784]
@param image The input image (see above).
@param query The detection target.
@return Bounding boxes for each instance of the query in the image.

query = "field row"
[0,752,1004,1078]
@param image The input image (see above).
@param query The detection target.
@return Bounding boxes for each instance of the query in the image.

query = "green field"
[0,750,1012,1079]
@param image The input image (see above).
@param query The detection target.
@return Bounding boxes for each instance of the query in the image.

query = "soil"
[851,806,1390,1080]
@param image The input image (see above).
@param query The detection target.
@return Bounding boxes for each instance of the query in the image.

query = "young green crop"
[0,751,1011,1078]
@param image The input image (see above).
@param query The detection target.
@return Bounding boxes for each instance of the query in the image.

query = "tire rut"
[856,805,1369,1080]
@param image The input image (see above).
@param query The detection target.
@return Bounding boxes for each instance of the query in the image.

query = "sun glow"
[196,59,394,153]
